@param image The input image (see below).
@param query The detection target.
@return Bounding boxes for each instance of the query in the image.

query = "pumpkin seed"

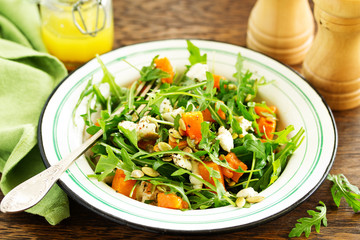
[153,144,160,152]
[228,83,237,90]
[169,128,182,139]
[104,175,114,184]
[142,167,160,177]
[236,197,246,208]
[186,137,196,149]
[162,156,173,162]
[183,147,193,153]
[245,94,253,102]
[168,135,177,143]
[228,181,236,187]
[236,187,258,198]
[131,169,144,178]
[132,114,139,122]
[179,128,186,136]
[156,185,167,192]
[179,118,187,131]
[158,142,172,151]
[232,133,238,139]
[246,196,265,203]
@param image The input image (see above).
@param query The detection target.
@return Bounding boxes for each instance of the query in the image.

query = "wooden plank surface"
[1,0,359,239]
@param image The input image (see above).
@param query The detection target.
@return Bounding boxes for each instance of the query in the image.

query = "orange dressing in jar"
[40,0,114,70]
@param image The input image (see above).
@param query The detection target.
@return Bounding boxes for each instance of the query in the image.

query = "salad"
[74,40,304,210]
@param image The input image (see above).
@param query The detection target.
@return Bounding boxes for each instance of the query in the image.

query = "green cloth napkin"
[0,0,47,52]
[0,0,70,225]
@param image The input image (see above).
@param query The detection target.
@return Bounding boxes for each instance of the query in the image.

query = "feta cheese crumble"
[162,107,184,122]
[216,126,234,152]
[186,63,209,81]
[236,116,253,137]
[172,154,192,171]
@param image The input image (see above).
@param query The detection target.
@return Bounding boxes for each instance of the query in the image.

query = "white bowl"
[38,39,337,234]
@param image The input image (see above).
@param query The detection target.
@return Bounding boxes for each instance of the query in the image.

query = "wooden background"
[1,0,359,239]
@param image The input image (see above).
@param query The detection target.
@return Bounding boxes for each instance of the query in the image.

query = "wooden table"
[1,0,359,239]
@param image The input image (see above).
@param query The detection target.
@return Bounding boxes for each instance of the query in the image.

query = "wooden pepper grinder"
[302,0,360,110]
[247,0,315,65]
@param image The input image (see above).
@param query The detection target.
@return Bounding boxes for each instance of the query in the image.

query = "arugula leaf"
[327,174,360,212]
[243,139,266,159]
[72,76,93,125]
[233,53,244,81]
[186,40,207,65]
[269,157,281,185]
[289,201,327,238]
[80,105,97,127]
[251,127,305,191]
[173,114,181,131]
[118,125,138,149]
[198,121,216,151]
[230,117,242,134]
[94,146,121,181]
[127,80,138,111]
[96,55,123,100]
[112,134,137,154]
[205,72,215,98]
[171,168,189,177]
[237,101,254,121]
[93,84,107,108]
[118,148,137,174]
[141,68,170,82]
[86,125,101,136]
[273,125,295,144]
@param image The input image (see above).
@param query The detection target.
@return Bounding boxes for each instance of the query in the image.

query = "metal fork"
[0,80,160,213]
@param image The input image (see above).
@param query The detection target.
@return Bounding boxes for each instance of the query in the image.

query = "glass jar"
[40,0,114,70]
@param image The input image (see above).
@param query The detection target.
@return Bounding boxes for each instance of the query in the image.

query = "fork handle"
[0,129,103,213]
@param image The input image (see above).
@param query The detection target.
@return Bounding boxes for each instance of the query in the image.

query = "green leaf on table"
[327,174,360,213]
[289,201,328,238]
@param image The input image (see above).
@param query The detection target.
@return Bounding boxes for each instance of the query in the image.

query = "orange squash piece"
[154,57,174,84]
[198,161,225,188]
[201,107,226,123]
[220,152,248,182]
[213,74,226,89]
[181,111,204,144]
[157,192,188,209]
[254,105,277,117]
[255,105,277,140]
[257,117,276,140]
[112,169,137,199]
